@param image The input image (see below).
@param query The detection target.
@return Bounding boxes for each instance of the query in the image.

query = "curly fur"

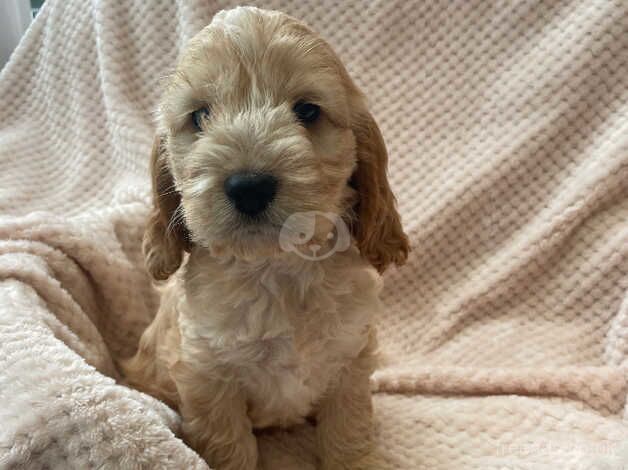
[121,6,408,469]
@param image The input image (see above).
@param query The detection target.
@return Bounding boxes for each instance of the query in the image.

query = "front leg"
[316,339,376,470]
[171,361,258,470]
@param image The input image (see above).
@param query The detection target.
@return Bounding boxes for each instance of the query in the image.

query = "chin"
[204,223,284,260]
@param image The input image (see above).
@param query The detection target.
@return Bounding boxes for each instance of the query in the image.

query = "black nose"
[224,173,278,217]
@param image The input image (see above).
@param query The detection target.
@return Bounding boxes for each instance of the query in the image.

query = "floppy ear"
[350,106,410,273]
[143,136,191,280]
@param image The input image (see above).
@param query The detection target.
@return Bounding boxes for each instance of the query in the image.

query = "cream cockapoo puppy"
[122,6,408,470]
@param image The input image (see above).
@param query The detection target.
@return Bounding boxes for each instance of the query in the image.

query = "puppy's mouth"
[239,223,280,238]
[208,215,284,258]
[236,212,282,234]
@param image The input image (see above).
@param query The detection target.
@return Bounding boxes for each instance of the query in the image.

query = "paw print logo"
[279,211,351,260]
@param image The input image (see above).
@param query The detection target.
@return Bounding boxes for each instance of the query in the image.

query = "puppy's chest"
[186,283,372,428]
[181,253,381,428]
[238,322,367,428]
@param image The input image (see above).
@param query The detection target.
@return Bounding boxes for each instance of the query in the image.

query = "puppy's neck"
[179,245,369,341]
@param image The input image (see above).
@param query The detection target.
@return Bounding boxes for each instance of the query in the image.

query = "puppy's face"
[161,8,356,258]
[145,7,408,279]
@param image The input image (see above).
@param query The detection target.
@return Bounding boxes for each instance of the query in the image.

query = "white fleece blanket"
[1,0,627,468]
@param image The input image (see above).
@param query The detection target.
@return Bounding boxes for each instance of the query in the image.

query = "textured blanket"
[1,0,627,468]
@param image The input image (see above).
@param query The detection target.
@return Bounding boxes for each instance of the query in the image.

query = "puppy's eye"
[192,107,211,130]
[293,101,320,125]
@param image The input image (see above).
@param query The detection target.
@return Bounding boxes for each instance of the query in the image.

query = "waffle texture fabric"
[0,0,627,469]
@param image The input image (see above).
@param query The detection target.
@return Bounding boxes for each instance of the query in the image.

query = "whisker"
[166,205,186,235]
[158,188,181,197]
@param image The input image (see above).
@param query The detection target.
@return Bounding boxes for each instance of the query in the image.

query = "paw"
[319,431,374,470]
[321,451,373,470]
[201,436,258,470]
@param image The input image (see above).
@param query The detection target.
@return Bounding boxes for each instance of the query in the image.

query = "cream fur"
[122,6,408,470]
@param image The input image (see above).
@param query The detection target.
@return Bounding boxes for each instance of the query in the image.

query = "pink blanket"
[1,0,627,468]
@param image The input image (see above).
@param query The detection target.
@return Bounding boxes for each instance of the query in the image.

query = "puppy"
[122,7,408,470]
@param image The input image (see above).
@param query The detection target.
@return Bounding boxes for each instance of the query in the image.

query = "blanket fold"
[1,0,627,468]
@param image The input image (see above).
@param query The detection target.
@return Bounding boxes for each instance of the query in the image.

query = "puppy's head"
[145,7,409,280]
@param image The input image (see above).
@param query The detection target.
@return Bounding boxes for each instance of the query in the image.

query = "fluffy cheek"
[310,125,357,211]
[180,191,223,249]
[176,159,231,248]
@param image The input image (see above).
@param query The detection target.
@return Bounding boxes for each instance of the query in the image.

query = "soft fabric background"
[1,0,627,468]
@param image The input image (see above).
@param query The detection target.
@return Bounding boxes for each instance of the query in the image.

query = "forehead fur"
[161,7,354,131]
